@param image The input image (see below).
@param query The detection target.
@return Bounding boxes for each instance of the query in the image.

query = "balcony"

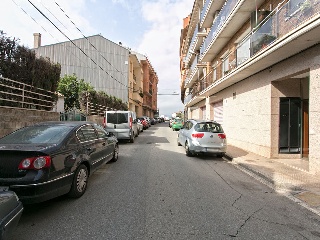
[186,0,320,106]
[185,25,208,66]
[200,0,225,29]
[200,0,265,62]
[184,57,199,88]
[184,94,193,105]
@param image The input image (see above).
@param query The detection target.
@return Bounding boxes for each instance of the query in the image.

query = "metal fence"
[0,76,57,111]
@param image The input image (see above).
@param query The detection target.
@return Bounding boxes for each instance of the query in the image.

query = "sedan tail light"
[218,133,226,139]
[18,156,51,170]
[192,133,204,138]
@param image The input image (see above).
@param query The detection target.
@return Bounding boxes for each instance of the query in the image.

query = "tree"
[57,74,94,111]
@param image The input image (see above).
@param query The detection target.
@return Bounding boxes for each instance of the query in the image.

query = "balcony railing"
[200,0,211,23]
[184,94,193,104]
[200,0,238,57]
[185,57,199,87]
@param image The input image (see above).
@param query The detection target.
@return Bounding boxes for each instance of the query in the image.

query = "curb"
[225,153,320,216]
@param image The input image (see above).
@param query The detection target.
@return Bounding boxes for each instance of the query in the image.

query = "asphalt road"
[12,122,320,240]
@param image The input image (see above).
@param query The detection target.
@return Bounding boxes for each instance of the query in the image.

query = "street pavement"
[225,145,320,216]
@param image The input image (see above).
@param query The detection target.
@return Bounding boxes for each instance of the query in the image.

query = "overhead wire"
[26,0,129,90]
[52,0,129,79]
[10,0,95,74]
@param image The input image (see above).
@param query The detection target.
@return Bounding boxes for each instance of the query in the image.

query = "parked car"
[137,119,144,133]
[104,111,138,143]
[0,121,119,204]
[169,118,174,128]
[0,190,23,240]
[141,116,151,127]
[137,117,149,130]
[171,118,184,131]
[177,119,227,157]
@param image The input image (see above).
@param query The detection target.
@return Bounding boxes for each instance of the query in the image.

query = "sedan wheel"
[185,142,193,157]
[68,164,88,198]
[111,144,119,162]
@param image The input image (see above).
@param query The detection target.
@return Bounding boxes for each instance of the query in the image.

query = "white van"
[104,111,138,143]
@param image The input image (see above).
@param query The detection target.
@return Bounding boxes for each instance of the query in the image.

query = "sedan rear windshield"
[107,113,128,124]
[0,125,72,144]
[194,122,223,133]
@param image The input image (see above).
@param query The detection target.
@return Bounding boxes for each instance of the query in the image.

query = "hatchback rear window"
[194,122,223,133]
[107,113,128,124]
[0,125,72,144]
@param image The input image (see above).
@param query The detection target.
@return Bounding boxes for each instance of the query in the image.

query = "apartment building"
[135,53,159,118]
[128,53,144,116]
[180,0,320,172]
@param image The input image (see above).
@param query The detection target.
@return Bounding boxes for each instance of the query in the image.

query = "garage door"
[213,101,223,125]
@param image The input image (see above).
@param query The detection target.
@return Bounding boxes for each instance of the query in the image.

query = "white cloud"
[137,0,193,115]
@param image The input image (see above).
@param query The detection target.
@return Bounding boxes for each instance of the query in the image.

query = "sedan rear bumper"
[8,173,74,204]
[189,144,227,154]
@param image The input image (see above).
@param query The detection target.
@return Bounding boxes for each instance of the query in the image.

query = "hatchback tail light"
[18,156,51,170]
[218,133,226,139]
[192,133,204,138]
[129,117,132,128]
[103,117,106,128]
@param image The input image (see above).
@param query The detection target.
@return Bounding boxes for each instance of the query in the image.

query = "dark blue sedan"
[0,121,119,204]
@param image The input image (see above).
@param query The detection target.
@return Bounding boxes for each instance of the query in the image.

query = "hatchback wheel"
[177,138,181,146]
[68,164,88,198]
[111,144,119,162]
[185,142,193,157]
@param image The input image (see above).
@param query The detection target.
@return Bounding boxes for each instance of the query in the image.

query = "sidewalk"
[225,145,320,216]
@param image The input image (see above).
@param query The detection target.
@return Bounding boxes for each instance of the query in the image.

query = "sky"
[1,0,194,117]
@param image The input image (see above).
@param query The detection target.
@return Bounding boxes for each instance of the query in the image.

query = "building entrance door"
[279,98,301,153]
[302,99,309,157]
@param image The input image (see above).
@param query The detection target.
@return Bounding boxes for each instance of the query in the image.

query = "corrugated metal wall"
[35,35,129,103]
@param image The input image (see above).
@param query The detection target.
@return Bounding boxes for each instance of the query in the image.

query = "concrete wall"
[0,107,105,138]
[0,107,60,137]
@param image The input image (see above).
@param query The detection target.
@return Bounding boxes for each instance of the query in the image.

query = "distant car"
[0,121,119,204]
[171,118,184,131]
[137,119,144,133]
[169,118,174,128]
[0,190,23,240]
[138,117,149,129]
[141,116,151,127]
[177,119,227,157]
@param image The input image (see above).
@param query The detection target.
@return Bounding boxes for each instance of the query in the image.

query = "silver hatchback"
[177,119,227,157]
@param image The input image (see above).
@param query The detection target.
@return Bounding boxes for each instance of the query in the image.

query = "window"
[107,113,128,124]
[94,124,108,139]
[77,125,97,142]
[222,56,229,75]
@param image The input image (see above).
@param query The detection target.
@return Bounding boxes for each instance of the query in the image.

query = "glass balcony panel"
[200,0,211,23]
[236,37,250,66]
[200,0,238,56]
[251,17,276,55]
